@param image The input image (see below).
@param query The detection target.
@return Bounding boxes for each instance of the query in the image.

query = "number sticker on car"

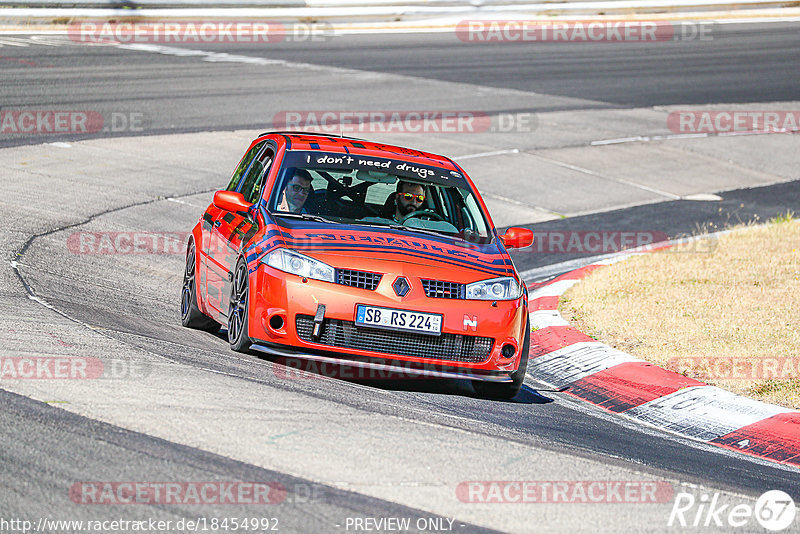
[355,305,442,336]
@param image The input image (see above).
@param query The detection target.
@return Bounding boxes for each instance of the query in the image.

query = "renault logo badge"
[392,277,410,297]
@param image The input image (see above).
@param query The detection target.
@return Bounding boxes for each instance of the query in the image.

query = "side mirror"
[213,191,253,214]
[500,227,534,249]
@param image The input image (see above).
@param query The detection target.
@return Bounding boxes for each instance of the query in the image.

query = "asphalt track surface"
[1,21,800,533]
[1,22,799,147]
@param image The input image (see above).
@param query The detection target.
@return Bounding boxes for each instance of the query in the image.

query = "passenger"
[278,169,313,213]
[393,181,425,222]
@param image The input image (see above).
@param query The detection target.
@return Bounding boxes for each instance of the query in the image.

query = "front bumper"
[250,342,514,382]
[248,263,528,376]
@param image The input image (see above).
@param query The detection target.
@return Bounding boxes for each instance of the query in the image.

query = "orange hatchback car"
[181,132,534,398]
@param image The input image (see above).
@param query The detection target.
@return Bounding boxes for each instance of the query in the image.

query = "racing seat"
[303,184,324,214]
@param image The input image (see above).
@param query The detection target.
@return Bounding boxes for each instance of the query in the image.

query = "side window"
[227,141,266,192]
[462,192,489,236]
[241,148,274,204]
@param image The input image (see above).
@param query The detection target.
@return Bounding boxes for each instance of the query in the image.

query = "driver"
[393,181,426,223]
[278,169,313,213]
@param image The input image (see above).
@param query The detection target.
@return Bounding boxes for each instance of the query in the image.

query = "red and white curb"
[524,250,800,468]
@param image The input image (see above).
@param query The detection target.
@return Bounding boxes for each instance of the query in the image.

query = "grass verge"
[559,214,800,409]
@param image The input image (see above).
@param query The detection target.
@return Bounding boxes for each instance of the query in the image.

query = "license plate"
[355,305,442,336]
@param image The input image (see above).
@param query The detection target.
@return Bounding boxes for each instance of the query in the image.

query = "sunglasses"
[289,184,310,194]
[400,192,425,203]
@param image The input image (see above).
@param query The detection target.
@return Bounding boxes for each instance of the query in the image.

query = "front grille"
[296,315,493,363]
[422,279,466,299]
[336,269,382,291]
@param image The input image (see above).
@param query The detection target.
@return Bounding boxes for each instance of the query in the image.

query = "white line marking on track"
[683,193,723,201]
[591,133,709,145]
[481,191,559,216]
[531,153,682,200]
[0,37,30,46]
[166,197,206,208]
[592,129,799,145]
[25,35,64,46]
[3,6,800,27]
[118,43,283,65]
[455,148,520,160]
[115,42,371,77]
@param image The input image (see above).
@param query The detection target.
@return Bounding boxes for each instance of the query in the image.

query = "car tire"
[181,241,221,334]
[227,258,252,353]
[473,317,530,400]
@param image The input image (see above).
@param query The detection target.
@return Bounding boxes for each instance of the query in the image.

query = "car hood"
[248,219,516,280]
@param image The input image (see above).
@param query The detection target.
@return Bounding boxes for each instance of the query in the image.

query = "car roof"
[260,131,462,173]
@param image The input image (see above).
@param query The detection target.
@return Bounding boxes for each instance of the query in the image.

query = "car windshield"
[268,150,492,243]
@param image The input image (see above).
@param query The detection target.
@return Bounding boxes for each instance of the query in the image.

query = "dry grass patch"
[559,216,800,409]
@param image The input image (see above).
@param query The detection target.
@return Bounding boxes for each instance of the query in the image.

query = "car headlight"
[465,277,521,300]
[261,248,335,283]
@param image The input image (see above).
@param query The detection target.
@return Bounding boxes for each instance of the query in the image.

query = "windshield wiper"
[386,224,450,238]
[343,219,447,237]
[275,212,336,224]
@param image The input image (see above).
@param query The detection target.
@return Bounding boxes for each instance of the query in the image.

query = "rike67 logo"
[668,490,796,531]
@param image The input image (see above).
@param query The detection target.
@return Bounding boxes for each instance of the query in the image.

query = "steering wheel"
[399,209,445,224]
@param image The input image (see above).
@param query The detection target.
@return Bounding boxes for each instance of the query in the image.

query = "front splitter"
[250,343,513,383]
